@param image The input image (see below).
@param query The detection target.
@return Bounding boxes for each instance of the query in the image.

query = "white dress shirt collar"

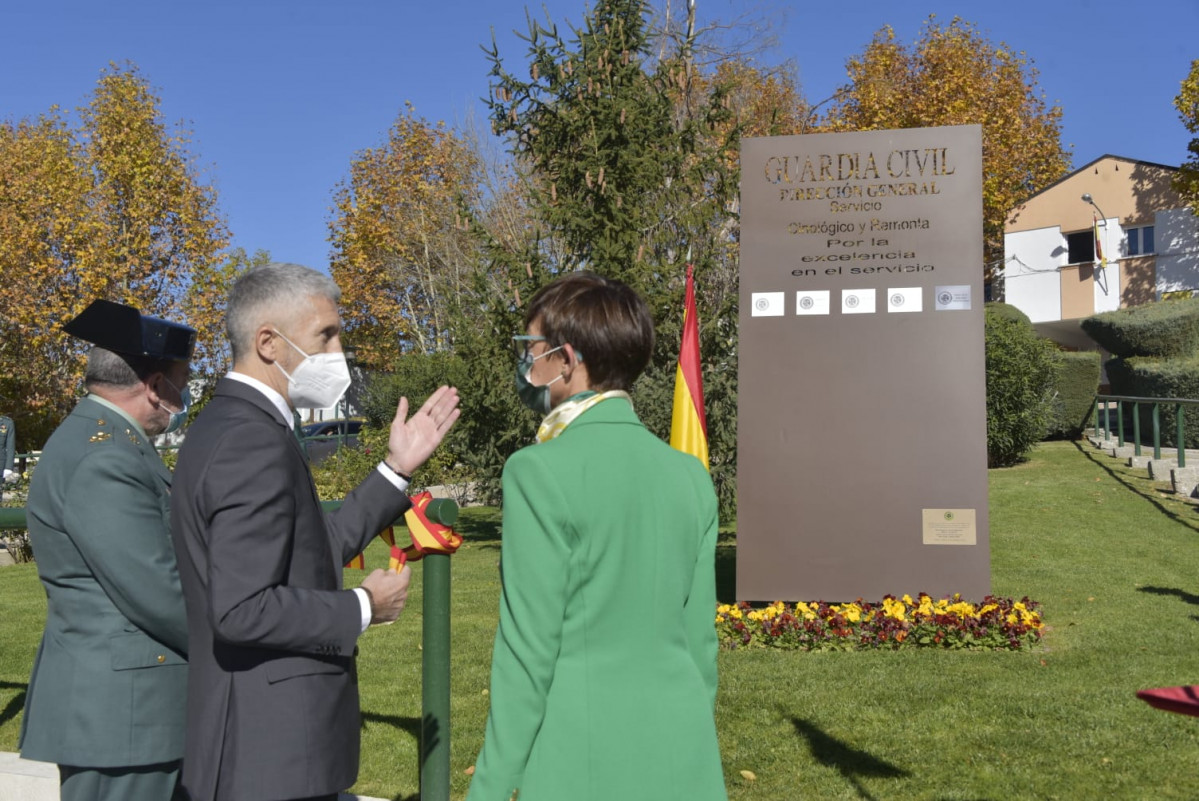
[227,371,294,429]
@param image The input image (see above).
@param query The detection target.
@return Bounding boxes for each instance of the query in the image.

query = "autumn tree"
[328,104,482,369]
[0,113,105,445]
[184,247,270,395]
[820,16,1071,278]
[0,63,228,446]
[1174,59,1199,215]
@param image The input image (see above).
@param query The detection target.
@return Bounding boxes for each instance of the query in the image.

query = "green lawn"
[3,440,1199,799]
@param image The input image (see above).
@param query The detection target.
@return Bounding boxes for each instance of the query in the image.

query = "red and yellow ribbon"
[344,491,462,570]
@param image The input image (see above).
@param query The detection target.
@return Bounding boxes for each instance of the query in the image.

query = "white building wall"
[1154,208,1199,295]
[1004,226,1064,322]
[1093,217,1120,314]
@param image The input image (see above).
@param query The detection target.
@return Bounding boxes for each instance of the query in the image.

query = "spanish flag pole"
[1093,213,1109,295]
[670,262,710,470]
[1093,213,1106,270]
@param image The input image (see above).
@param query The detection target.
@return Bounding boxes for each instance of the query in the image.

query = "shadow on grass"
[359,713,434,801]
[1072,441,1199,534]
[457,514,502,543]
[361,710,423,743]
[0,680,26,728]
[788,716,910,801]
[455,508,503,551]
[359,712,423,799]
[1138,585,1199,622]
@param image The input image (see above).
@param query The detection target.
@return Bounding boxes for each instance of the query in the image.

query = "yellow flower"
[839,603,862,623]
[882,597,907,621]
[946,601,975,620]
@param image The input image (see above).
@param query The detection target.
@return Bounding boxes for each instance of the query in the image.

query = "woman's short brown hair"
[525,272,654,392]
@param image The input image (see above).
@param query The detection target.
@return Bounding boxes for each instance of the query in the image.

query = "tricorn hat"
[63,299,196,361]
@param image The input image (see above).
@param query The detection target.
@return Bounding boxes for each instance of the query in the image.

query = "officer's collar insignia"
[89,432,111,443]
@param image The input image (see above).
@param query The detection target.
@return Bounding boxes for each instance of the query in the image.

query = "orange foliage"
[820,17,1071,274]
[329,104,480,367]
[0,63,228,446]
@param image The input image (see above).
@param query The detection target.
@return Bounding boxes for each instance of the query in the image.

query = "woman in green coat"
[467,273,727,801]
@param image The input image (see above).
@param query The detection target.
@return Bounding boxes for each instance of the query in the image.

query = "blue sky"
[4,0,1196,272]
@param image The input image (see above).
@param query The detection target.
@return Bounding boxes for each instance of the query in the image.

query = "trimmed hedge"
[1045,351,1102,440]
[985,304,1056,467]
[1080,296,1199,359]
[985,301,1033,327]
[1105,355,1199,448]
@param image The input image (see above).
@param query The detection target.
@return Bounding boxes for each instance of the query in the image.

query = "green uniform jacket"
[19,396,188,767]
[467,397,727,801]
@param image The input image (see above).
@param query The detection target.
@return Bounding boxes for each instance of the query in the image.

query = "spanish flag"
[669,264,709,470]
[1093,213,1106,270]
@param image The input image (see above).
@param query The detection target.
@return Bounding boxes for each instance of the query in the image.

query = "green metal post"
[1153,404,1162,460]
[1117,401,1125,447]
[323,495,457,800]
[1093,399,1099,438]
[1178,404,1187,468]
[421,552,451,801]
[1133,402,1141,456]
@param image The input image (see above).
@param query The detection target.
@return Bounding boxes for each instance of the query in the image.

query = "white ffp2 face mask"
[273,330,351,409]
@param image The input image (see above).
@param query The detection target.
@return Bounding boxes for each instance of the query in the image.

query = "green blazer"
[19,396,188,768]
[468,396,727,801]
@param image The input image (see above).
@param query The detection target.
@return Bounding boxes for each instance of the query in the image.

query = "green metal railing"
[1093,394,1199,466]
[2,497,460,801]
[0,507,25,530]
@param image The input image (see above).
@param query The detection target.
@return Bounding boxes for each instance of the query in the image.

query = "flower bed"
[716,594,1043,651]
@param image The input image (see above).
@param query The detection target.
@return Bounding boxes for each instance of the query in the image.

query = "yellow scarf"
[536,390,632,443]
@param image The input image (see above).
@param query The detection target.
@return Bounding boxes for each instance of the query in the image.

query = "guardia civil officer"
[0,412,15,482]
[20,299,194,801]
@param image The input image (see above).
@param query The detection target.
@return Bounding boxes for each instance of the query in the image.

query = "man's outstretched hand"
[385,385,461,478]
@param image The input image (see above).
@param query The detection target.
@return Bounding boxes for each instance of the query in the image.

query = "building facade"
[1002,155,1199,348]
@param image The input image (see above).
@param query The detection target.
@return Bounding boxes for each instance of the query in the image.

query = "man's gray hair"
[226,263,341,362]
[85,348,175,389]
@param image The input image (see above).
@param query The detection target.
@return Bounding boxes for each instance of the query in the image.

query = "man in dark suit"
[171,263,459,801]
[20,299,195,801]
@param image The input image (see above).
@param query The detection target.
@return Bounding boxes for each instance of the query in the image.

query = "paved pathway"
[0,752,385,801]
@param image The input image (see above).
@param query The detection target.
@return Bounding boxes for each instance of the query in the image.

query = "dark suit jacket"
[170,377,410,801]
[20,397,188,768]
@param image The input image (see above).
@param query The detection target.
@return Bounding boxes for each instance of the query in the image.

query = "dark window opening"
[1066,230,1095,264]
